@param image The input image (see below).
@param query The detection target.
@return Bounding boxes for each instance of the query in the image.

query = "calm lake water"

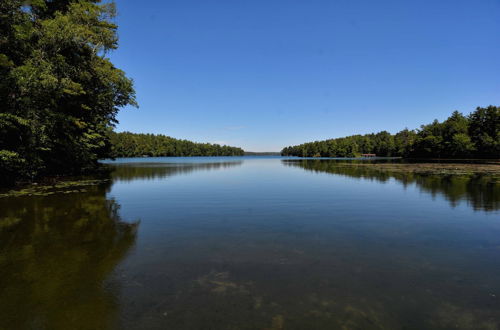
[1,157,499,329]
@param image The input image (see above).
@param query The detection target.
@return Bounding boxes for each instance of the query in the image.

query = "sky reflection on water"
[1,157,499,329]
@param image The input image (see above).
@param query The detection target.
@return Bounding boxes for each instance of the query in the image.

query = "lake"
[1,157,499,329]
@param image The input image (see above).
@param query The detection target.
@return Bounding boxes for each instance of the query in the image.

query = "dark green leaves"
[0,0,136,185]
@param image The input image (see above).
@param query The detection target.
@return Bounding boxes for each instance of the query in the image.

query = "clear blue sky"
[110,0,500,152]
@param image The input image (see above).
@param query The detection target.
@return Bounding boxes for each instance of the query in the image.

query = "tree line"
[281,106,499,159]
[110,132,244,157]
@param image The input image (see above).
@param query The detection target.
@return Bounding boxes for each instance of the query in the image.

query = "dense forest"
[0,0,136,185]
[110,132,244,157]
[282,106,499,159]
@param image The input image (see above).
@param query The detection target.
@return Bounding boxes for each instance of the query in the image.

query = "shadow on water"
[283,159,500,212]
[108,161,243,182]
[0,181,138,330]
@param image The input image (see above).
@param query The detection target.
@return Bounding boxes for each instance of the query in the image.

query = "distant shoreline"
[101,155,500,163]
[3,157,498,192]
[244,152,281,156]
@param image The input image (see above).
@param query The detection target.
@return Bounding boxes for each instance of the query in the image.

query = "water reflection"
[284,159,500,212]
[2,158,500,329]
[0,182,138,330]
[109,161,243,182]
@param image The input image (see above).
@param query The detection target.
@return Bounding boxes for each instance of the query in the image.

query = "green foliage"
[282,107,500,159]
[0,150,26,185]
[0,0,136,185]
[281,130,413,158]
[109,132,245,158]
[468,105,500,157]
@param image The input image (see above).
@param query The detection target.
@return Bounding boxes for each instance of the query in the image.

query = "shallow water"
[1,157,499,329]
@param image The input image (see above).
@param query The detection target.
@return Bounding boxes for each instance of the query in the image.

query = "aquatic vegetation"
[0,179,110,198]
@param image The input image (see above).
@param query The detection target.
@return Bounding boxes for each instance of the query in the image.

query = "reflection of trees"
[109,161,243,182]
[0,183,138,330]
[283,160,500,212]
